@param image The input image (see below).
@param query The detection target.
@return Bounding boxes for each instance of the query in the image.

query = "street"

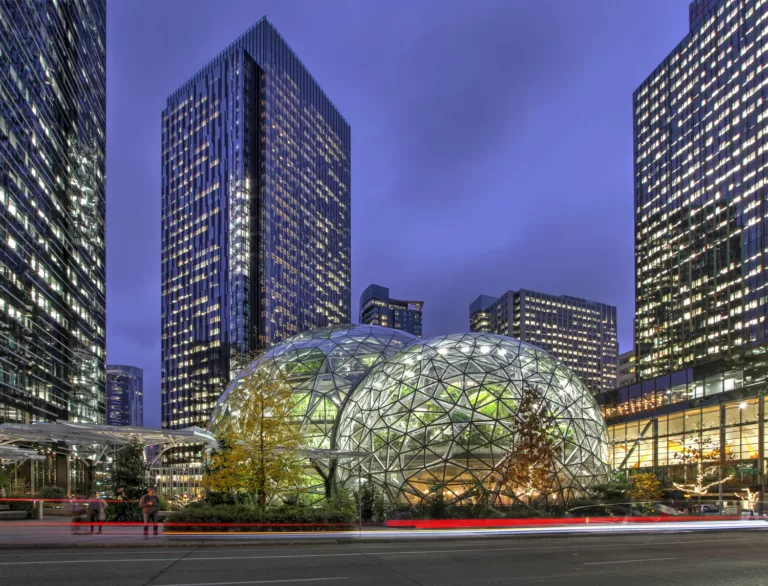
[1,531,767,586]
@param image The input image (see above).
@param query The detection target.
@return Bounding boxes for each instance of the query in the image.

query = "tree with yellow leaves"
[629,472,662,503]
[204,365,304,509]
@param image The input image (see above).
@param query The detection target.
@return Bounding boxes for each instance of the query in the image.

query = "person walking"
[88,493,108,534]
[66,495,85,535]
[139,488,160,539]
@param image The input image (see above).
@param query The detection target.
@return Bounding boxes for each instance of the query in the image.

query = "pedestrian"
[88,492,108,534]
[66,494,84,535]
[139,488,160,539]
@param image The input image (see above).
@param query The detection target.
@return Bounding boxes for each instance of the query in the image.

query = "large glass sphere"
[333,333,610,506]
[210,325,418,451]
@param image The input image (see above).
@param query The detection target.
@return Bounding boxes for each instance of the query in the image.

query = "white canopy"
[0,445,46,462]
[0,422,216,465]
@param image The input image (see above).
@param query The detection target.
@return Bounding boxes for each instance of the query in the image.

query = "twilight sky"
[106,0,690,428]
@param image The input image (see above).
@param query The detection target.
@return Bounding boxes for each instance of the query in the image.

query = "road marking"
[584,557,680,566]
[0,557,181,566]
[163,576,349,586]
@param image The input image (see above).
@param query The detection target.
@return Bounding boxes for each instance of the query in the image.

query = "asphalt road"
[1,531,767,586]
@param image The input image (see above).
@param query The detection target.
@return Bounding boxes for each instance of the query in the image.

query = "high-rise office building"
[359,284,423,337]
[0,0,107,426]
[594,1,768,499]
[161,18,351,451]
[469,290,618,393]
[634,0,768,379]
[106,365,143,427]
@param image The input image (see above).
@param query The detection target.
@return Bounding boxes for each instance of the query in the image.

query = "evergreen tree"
[501,385,562,506]
[108,438,150,521]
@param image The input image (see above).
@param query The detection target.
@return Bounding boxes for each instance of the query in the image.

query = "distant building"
[360,285,423,337]
[469,290,618,393]
[107,366,143,427]
[469,295,497,333]
[616,349,636,387]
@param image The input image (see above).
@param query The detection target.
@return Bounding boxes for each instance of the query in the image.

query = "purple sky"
[106,0,690,428]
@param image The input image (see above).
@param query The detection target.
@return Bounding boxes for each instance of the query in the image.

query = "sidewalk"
[2,516,768,549]
[0,518,174,549]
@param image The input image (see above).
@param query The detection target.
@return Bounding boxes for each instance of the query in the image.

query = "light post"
[358,459,362,534]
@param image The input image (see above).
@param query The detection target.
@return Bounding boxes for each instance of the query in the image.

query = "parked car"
[692,504,720,514]
[647,503,683,516]
[565,504,639,518]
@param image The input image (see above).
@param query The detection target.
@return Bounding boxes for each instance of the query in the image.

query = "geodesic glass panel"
[333,333,610,506]
[211,325,417,447]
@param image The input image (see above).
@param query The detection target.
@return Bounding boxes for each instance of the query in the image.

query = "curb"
[0,539,341,550]
[4,525,766,550]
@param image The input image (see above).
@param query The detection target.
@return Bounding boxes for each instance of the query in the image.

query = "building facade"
[596,0,768,510]
[0,0,107,427]
[469,290,618,393]
[617,349,637,387]
[597,349,768,506]
[161,18,351,467]
[106,365,143,427]
[634,0,768,379]
[359,284,423,337]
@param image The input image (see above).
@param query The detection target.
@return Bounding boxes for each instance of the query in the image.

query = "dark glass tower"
[634,0,768,379]
[106,365,143,427]
[161,18,351,446]
[359,284,423,337]
[0,0,107,425]
[469,290,618,393]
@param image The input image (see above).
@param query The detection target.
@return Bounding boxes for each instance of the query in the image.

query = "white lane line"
[584,557,680,566]
[0,557,181,566]
[162,576,349,586]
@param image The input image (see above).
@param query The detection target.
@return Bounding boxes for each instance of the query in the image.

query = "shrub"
[7,495,34,517]
[165,503,356,532]
[105,501,141,523]
[37,486,66,499]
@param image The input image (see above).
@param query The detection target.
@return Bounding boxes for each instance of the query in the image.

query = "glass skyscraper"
[469,290,618,393]
[161,18,351,451]
[359,284,423,337]
[106,365,143,427]
[634,0,768,379]
[0,0,107,426]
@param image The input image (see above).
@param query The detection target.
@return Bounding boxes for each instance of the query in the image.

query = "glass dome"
[211,325,418,448]
[333,333,610,506]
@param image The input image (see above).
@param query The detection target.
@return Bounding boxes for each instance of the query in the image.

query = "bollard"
[36,500,43,520]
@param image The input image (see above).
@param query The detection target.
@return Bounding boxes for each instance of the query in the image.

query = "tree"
[109,438,151,499]
[630,472,662,503]
[0,464,13,497]
[354,476,388,522]
[589,471,629,502]
[204,365,304,509]
[108,438,151,521]
[500,385,562,506]
[672,433,733,500]
[741,488,759,513]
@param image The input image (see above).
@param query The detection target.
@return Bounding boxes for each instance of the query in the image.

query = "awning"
[0,422,216,465]
[0,445,46,462]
